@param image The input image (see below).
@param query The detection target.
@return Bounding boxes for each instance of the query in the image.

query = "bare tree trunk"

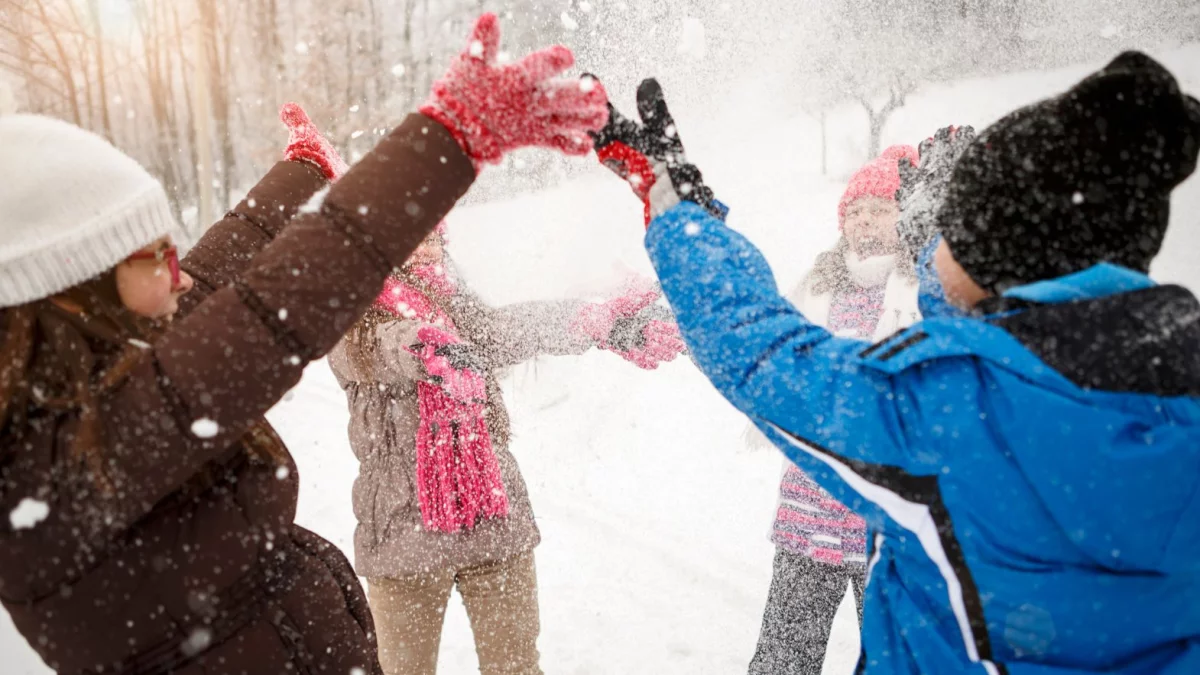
[33,0,82,124]
[197,0,235,209]
[88,0,113,138]
[170,0,199,210]
[859,86,907,160]
[192,2,215,235]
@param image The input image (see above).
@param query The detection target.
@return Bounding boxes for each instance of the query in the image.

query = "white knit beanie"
[0,114,181,308]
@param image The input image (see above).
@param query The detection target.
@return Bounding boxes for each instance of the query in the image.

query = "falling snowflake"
[561,12,579,31]
[275,466,290,480]
[299,185,331,215]
[391,63,406,78]
[684,222,701,236]
[191,418,219,439]
[295,42,309,55]
[580,76,597,93]
[10,498,49,530]
[181,627,213,656]
[469,40,485,58]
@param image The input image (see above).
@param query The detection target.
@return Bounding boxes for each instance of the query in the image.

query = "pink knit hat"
[837,145,920,228]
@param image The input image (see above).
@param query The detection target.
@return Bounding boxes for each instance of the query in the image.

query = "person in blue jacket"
[589,52,1200,675]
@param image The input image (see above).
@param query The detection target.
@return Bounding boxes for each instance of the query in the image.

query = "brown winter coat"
[0,114,474,675]
[328,288,592,578]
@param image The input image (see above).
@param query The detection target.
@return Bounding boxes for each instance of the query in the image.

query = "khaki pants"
[367,552,543,675]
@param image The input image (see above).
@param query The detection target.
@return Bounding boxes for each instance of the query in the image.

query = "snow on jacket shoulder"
[646,200,1200,675]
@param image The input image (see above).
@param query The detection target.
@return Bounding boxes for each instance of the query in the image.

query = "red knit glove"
[280,103,348,181]
[419,13,609,170]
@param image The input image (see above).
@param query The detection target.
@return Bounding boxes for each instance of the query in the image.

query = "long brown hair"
[0,272,284,496]
[809,236,917,296]
[0,273,157,493]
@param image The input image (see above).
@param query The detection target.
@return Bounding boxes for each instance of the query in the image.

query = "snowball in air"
[191,418,220,439]
[10,498,49,530]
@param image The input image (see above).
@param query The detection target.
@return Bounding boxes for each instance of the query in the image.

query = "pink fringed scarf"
[374,270,509,533]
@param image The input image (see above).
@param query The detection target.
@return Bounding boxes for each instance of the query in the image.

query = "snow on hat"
[838,144,920,228]
[0,115,181,308]
[939,51,1200,293]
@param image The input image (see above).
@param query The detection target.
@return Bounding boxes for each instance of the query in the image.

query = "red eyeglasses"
[125,246,182,289]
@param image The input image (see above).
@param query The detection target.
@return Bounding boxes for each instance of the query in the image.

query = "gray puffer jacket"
[328,284,593,578]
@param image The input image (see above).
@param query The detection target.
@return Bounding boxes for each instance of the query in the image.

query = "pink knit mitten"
[572,279,661,345]
[420,13,609,169]
[280,103,348,181]
[616,319,686,370]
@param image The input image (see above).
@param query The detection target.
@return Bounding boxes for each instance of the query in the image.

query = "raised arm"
[90,15,607,528]
[177,105,342,317]
[454,295,594,368]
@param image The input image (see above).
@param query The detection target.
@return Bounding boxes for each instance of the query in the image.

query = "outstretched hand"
[572,279,687,370]
[420,13,610,170]
[588,77,726,226]
[280,103,348,181]
[895,125,976,256]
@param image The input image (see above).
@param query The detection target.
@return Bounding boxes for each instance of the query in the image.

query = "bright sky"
[95,0,133,31]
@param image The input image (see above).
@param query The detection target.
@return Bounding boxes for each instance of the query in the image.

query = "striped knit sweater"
[766,253,918,566]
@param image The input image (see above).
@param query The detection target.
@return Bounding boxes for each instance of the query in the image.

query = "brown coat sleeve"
[97,114,475,518]
[176,160,327,318]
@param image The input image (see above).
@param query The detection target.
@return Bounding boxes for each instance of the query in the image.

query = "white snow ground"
[6,45,1200,674]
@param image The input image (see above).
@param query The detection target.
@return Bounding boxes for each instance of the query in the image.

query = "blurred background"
[4,3,1200,674]
[2,0,1198,230]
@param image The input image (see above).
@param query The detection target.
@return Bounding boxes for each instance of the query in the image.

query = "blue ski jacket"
[647,201,1200,675]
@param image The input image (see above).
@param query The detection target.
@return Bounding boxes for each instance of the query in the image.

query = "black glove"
[432,343,489,374]
[895,125,977,256]
[588,76,726,225]
[606,303,676,353]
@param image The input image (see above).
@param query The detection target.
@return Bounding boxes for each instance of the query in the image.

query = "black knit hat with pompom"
[938,51,1200,293]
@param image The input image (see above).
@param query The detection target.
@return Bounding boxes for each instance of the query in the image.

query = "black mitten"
[588,76,727,225]
[895,125,977,256]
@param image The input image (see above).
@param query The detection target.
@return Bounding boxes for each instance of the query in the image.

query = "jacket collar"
[1001,263,1156,304]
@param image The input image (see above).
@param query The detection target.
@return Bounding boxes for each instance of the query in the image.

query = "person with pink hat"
[745,145,920,675]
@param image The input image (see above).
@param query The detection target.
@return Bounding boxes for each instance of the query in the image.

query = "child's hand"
[609,316,687,370]
[588,77,726,226]
[407,326,487,402]
[420,13,609,171]
[895,125,976,256]
[280,103,348,181]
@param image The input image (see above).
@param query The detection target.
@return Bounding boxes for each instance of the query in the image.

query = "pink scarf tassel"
[414,381,509,533]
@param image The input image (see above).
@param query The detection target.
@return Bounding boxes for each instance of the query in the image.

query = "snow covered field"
[5,44,1200,674]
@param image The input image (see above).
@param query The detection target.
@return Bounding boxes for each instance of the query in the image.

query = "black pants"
[748,549,865,675]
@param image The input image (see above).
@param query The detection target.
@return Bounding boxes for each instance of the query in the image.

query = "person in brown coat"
[0,14,608,675]
[329,227,685,675]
